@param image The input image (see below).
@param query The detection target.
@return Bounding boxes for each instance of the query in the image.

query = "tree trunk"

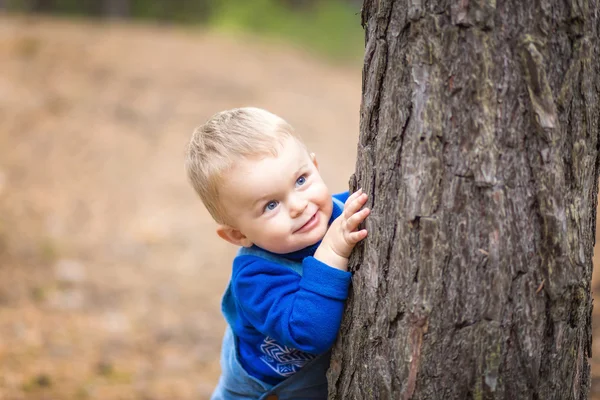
[328,1,600,399]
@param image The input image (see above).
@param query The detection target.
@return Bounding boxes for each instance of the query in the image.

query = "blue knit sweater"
[221,192,351,386]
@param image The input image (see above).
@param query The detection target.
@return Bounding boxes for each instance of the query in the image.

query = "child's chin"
[300,229,327,249]
[282,237,323,254]
[266,227,328,254]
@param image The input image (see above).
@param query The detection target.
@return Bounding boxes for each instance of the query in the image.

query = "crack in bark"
[388,309,405,339]
[511,270,526,283]
[412,216,421,283]
[393,102,412,171]
[454,319,478,330]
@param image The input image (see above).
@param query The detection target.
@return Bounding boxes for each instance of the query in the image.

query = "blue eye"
[264,201,279,212]
[295,176,306,187]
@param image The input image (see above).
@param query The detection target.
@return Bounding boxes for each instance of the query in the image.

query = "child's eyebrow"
[294,163,308,175]
[252,195,272,208]
[252,190,281,209]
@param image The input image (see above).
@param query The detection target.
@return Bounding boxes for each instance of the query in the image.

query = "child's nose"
[289,197,308,218]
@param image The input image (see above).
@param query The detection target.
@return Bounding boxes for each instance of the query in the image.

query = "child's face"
[216,136,332,254]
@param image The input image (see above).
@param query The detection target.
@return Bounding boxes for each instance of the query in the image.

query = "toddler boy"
[185,107,369,399]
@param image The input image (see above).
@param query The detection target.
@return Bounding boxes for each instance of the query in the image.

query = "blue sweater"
[222,192,351,386]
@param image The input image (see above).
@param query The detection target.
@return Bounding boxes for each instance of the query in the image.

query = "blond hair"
[185,107,297,223]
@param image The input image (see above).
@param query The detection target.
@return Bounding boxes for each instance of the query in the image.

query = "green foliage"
[209,0,364,61]
[130,0,212,24]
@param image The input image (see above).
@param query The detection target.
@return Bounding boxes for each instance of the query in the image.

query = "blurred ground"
[0,15,360,399]
[1,14,600,400]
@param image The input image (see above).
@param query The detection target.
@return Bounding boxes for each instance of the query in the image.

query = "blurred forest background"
[0,1,364,399]
[1,2,600,400]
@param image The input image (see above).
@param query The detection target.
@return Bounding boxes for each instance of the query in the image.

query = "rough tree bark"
[328,0,600,399]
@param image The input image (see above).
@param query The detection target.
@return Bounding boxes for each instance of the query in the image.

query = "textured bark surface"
[328,0,600,399]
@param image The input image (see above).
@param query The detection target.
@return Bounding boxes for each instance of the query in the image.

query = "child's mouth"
[295,212,318,233]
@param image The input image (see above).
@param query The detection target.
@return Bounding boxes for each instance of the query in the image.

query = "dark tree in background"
[102,0,130,18]
[329,0,600,399]
[30,0,54,13]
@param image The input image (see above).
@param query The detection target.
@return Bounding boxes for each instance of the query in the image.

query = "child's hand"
[329,189,370,258]
[315,189,370,270]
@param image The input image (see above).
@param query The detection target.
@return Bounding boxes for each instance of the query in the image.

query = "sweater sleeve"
[333,191,350,204]
[232,255,352,354]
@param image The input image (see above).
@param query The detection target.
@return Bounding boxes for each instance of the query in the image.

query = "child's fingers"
[343,193,368,219]
[347,229,368,243]
[345,208,370,231]
[344,188,363,207]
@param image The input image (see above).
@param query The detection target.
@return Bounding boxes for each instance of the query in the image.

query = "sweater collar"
[252,197,343,261]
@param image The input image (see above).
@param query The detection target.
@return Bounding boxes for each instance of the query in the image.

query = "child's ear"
[310,152,319,170]
[216,225,253,247]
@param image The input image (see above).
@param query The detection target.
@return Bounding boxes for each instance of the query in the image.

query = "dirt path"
[1,14,600,400]
[0,16,360,399]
